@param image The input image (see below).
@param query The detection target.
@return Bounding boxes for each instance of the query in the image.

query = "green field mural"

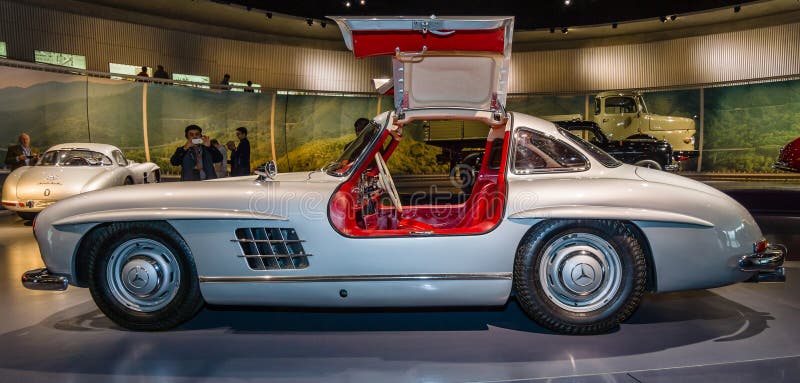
[0,65,797,174]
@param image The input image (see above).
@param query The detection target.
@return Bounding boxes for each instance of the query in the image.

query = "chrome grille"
[234,228,310,270]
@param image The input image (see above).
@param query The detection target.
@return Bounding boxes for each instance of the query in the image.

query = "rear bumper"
[740,244,787,283]
[21,268,69,291]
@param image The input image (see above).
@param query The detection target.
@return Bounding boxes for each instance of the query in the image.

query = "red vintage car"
[774,137,800,173]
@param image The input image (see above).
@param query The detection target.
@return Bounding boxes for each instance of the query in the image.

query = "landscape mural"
[0,65,798,174]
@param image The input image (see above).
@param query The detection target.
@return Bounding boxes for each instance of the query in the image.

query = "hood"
[206,171,339,183]
[645,114,695,131]
[14,166,107,201]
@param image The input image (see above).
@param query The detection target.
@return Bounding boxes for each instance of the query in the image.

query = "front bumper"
[21,268,69,291]
[664,164,679,172]
[739,244,787,283]
[773,161,799,173]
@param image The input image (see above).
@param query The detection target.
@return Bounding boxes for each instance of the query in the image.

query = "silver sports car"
[3,143,160,220]
[21,16,785,334]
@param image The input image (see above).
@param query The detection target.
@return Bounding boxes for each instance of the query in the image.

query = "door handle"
[409,231,434,236]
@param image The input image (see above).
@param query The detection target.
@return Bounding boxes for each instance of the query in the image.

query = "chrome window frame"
[510,127,591,175]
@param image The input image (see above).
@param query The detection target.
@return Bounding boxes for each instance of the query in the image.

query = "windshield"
[39,150,113,167]
[324,121,381,177]
[558,128,622,168]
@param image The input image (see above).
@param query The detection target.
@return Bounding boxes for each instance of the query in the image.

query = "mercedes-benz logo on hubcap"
[571,263,595,287]
[127,266,149,289]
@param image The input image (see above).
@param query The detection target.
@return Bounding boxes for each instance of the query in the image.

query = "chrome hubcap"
[107,239,180,312]
[539,233,622,313]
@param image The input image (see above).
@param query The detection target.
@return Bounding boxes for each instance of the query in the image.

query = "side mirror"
[255,160,278,181]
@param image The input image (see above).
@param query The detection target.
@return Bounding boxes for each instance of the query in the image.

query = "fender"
[508,205,714,227]
[52,207,287,226]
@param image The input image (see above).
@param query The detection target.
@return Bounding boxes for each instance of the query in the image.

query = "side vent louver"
[234,228,310,270]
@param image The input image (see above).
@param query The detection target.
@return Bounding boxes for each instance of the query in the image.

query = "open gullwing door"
[330,16,514,120]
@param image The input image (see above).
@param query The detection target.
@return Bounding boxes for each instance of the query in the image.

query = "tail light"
[753,239,768,254]
[676,155,689,162]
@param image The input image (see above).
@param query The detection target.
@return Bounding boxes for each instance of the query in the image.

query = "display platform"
[0,211,798,382]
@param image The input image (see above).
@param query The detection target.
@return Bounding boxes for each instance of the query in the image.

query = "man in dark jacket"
[5,133,38,170]
[230,127,251,176]
[170,125,223,181]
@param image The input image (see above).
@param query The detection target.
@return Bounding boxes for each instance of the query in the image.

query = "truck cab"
[593,91,696,153]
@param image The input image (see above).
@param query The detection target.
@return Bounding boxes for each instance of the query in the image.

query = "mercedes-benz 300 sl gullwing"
[3,143,160,220]
[22,16,786,334]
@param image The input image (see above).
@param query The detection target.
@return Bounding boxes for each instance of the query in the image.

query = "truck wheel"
[633,159,662,170]
[514,220,647,334]
[86,222,204,331]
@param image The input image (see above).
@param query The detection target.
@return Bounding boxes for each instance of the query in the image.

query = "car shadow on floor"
[0,289,778,380]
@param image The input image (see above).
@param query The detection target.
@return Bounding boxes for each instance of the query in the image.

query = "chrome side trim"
[238,254,314,259]
[199,273,512,283]
[231,239,305,244]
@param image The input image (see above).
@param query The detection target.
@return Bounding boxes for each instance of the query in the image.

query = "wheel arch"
[73,220,184,288]
[513,218,656,292]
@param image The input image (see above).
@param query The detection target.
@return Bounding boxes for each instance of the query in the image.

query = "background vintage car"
[2,143,160,220]
[555,120,677,171]
[593,91,697,154]
[21,16,785,335]
[774,137,800,172]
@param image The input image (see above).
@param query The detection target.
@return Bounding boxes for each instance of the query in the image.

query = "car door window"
[604,97,637,114]
[512,128,588,173]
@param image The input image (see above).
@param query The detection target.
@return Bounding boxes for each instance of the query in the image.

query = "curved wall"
[510,22,800,93]
[0,0,799,94]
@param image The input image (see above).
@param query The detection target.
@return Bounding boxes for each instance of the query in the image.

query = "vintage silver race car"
[2,143,160,220]
[21,16,786,334]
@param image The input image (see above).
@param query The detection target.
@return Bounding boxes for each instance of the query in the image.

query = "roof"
[45,143,122,159]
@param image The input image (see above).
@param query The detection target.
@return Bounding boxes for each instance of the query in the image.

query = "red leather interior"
[329,129,509,237]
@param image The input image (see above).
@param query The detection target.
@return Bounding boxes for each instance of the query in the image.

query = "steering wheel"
[373,152,403,213]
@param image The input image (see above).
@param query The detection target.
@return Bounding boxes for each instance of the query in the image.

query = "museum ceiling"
[223,0,761,30]
[20,0,800,50]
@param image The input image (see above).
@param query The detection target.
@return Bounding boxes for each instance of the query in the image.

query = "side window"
[594,98,601,115]
[513,128,588,174]
[112,150,128,166]
[604,97,637,114]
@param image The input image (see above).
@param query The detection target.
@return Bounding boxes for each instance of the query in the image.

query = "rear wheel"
[86,222,204,331]
[17,212,37,221]
[514,220,647,334]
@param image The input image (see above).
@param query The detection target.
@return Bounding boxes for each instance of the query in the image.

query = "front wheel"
[514,220,647,334]
[86,222,204,331]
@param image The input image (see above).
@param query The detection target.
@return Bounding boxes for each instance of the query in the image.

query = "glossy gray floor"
[0,212,798,383]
